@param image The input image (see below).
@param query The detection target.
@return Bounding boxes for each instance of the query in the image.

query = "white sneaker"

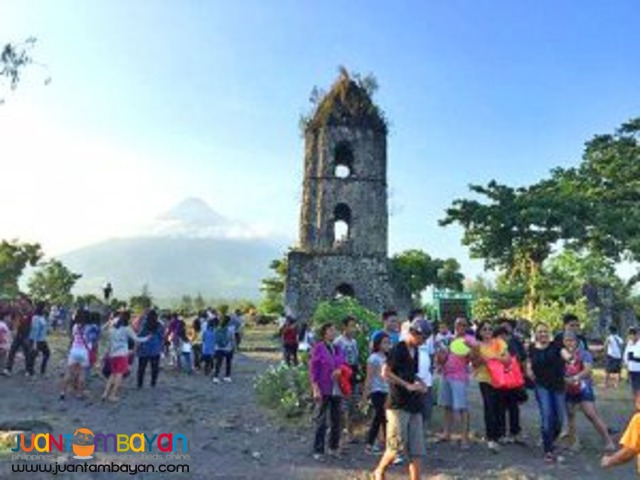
[223,377,232,383]
[212,377,220,384]
[488,441,500,453]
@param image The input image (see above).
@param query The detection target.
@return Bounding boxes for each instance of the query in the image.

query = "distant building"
[285,70,411,321]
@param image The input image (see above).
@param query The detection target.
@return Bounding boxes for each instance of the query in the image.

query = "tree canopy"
[27,259,81,306]
[441,117,640,323]
[390,249,464,305]
[0,240,43,299]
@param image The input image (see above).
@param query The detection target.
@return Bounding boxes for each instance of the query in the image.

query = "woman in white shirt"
[605,325,624,389]
[101,311,149,402]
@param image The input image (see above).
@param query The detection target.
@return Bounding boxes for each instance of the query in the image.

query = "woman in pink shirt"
[436,317,478,449]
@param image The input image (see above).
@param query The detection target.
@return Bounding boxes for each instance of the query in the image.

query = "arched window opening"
[333,203,351,245]
[334,142,354,178]
[335,283,355,299]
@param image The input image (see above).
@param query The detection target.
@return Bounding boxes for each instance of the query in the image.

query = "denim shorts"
[566,381,596,404]
[438,378,469,410]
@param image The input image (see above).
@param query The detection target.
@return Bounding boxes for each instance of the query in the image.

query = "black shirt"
[529,343,565,392]
[387,341,423,413]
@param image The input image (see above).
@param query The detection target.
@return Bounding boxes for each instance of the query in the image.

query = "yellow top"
[621,413,640,452]
[475,338,508,384]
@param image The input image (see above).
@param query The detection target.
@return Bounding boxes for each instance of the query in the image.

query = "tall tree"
[27,259,81,306]
[259,255,288,314]
[0,240,43,298]
[440,181,563,318]
[549,118,640,276]
[390,249,464,305]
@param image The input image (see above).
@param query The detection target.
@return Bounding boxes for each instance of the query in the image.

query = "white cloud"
[0,102,176,256]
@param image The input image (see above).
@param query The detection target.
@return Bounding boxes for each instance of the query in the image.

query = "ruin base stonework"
[286,250,403,321]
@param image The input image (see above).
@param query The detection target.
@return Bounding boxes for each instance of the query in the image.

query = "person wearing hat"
[371,318,430,480]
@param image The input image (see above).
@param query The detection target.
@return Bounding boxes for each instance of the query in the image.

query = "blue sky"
[1,1,639,280]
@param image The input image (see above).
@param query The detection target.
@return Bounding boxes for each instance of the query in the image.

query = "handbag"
[486,356,525,390]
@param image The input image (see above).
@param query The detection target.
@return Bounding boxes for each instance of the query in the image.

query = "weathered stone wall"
[286,78,411,322]
[286,250,399,321]
[299,126,387,256]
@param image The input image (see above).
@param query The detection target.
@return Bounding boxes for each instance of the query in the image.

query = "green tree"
[434,258,465,291]
[539,250,622,304]
[313,297,381,371]
[549,119,640,276]
[472,296,499,321]
[0,240,43,298]
[390,250,464,306]
[259,255,288,314]
[440,181,564,319]
[27,259,81,306]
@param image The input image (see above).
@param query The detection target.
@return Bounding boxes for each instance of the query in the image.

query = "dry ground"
[0,325,638,479]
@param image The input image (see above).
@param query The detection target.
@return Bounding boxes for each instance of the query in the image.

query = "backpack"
[215,327,231,349]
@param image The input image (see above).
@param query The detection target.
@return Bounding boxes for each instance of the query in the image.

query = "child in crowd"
[180,330,194,374]
[363,331,390,455]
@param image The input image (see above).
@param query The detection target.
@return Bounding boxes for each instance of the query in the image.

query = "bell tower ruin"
[285,71,409,320]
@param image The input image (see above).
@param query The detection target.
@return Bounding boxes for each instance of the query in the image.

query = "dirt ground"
[0,326,638,480]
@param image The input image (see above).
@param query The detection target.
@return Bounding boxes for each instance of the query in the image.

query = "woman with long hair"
[473,321,509,453]
[363,331,390,455]
[102,310,149,402]
[60,309,90,400]
[137,309,164,388]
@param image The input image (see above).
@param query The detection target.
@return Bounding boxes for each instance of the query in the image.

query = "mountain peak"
[157,197,230,226]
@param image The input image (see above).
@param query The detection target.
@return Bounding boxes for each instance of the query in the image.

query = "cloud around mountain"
[60,198,289,301]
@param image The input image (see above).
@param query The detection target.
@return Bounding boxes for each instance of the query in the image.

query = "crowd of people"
[286,309,640,479]
[0,301,246,403]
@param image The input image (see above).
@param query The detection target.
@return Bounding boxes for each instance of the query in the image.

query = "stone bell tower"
[285,71,408,321]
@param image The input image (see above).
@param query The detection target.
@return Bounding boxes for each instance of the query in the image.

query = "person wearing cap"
[371,318,429,480]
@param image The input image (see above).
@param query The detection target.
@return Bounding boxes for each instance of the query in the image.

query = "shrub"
[255,363,311,418]
[312,297,382,380]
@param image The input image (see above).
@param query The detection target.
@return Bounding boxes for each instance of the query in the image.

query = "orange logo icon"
[71,428,95,459]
